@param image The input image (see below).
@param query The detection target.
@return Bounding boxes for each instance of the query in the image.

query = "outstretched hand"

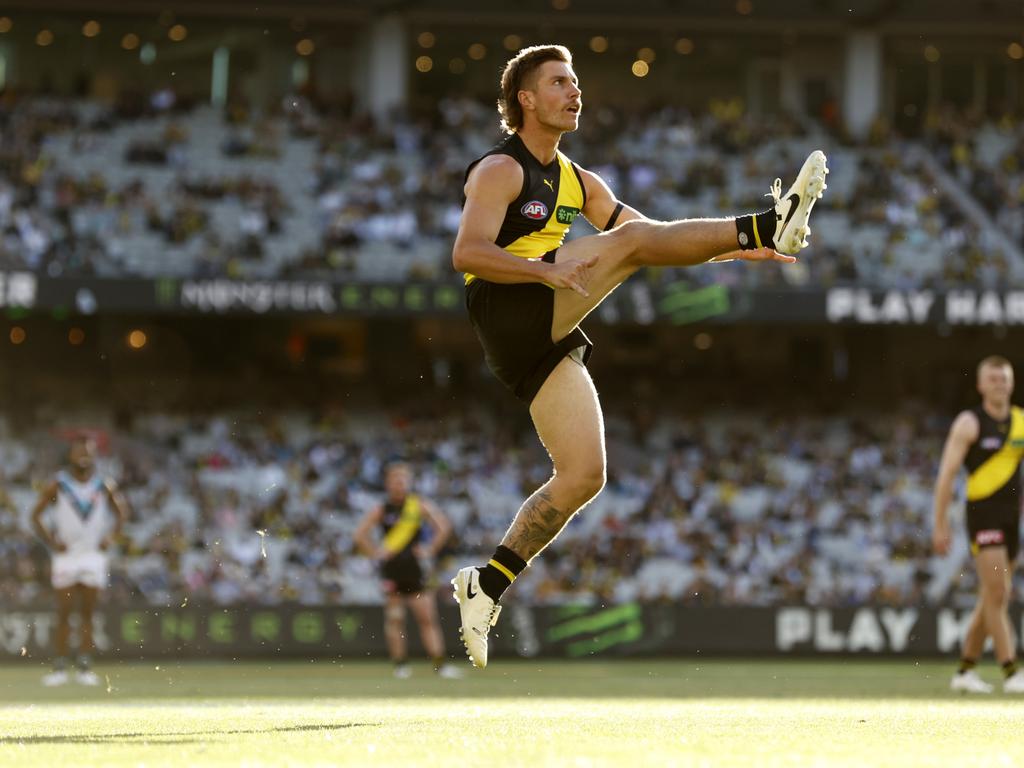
[546,254,599,297]
[709,247,797,264]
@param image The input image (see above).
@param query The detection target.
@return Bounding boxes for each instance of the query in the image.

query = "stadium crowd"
[0,401,1000,610]
[0,92,1018,288]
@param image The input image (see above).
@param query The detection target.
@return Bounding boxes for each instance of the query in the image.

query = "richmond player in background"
[934,356,1024,694]
[354,462,461,679]
[30,436,128,686]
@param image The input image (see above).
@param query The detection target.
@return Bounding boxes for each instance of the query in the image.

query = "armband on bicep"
[603,202,624,231]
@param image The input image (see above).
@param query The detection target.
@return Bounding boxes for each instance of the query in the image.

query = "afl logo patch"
[521,200,548,220]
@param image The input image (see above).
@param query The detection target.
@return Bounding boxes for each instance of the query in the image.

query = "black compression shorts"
[465,249,593,404]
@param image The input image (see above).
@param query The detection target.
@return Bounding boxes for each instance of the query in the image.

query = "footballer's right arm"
[932,410,979,555]
[30,481,62,552]
[453,155,594,296]
[353,504,386,560]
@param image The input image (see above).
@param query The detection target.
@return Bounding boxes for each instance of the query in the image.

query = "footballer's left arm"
[104,478,130,546]
[577,166,646,231]
[419,500,452,558]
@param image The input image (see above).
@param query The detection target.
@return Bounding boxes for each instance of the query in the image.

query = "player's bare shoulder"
[949,409,981,444]
[463,153,523,199]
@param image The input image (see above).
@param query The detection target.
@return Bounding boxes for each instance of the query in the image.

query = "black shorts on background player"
[381,553,425,596]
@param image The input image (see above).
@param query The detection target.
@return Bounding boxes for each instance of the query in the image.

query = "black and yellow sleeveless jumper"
[379,494,427,595]
[463,133,593,404]
[963,405,1024,559]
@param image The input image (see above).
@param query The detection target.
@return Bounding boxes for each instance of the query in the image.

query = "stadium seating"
[0,404,995,609]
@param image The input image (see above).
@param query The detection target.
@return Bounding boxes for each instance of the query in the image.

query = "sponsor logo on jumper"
[555,206,580,225]
[980,437,1004,450]
[543,179,554,192]
[521,201,549,220]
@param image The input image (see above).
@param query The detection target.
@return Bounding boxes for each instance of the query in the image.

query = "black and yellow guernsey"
[463,132,587,285]
[380,494,424,558]
[964,405,1024,523]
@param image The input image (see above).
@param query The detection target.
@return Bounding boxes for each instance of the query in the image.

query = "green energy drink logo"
[546,603,644,657]
[155,278,178,307]
[555,206,580,225]
[659,283,729,324]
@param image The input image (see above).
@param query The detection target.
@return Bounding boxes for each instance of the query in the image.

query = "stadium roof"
[3,0,1022,32]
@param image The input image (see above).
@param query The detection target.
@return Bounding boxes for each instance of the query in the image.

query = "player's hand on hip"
[711,247,796,264]
[932,526,951,556]
[547,254,599,297]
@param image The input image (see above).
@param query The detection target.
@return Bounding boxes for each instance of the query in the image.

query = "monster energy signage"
[22,276,1024,326]
[5,605,1020,660]
[546,604,644,657]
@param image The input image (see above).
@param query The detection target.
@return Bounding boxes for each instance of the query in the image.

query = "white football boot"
[769,150,829,255]
[75,669,101,686]
[950,670,994,694]
[1002,670,1024,693]
[41,669,69,687]
[392,664,413,680]
[436,663,464,680]
[451,566,501,668]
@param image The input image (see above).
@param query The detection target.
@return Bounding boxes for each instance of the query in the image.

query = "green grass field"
[0,659,1021,767]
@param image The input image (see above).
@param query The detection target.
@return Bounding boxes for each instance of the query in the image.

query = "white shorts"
[51,550,109,590]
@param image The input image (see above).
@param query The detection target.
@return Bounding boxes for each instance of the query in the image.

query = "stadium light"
[0,17,11,34]
[468,43,486,61]
[168,24,187,42]
[675,38,694,55]
[503,34,522,52]
[127,330,147,350]
[736,0,754,15]
[121,33,140,51]
[637,47,656,63]
[35,29,54,47]
[9,327,25,345]
[924,45,940,62]
[296,38,315,56]
[632,60,649,78]
[589,36,608,54]
[82,20,101,38]
[1009,43,1024,60]
[68,328,85,346]
[417,31,435,49]
[415,55,433,73]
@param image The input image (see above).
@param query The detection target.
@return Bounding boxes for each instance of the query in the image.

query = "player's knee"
[983,579,1009,606]
[562,462,606,506]
[609,218,651,264]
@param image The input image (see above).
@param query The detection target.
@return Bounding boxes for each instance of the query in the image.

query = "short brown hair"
[978,355,1013,376]
[498,44,572,134]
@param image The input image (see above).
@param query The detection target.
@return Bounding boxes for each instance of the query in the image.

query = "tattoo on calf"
[501,487,576,561]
